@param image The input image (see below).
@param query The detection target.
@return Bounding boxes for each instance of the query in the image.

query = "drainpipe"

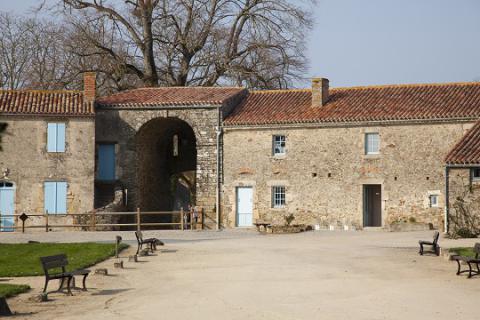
[215,109,222,231]
[445,166,450,234]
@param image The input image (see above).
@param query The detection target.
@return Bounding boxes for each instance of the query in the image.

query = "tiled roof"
[445,121,480,165]
[96,87,246,107]
[224,82,480,125]
[0,90,94,116]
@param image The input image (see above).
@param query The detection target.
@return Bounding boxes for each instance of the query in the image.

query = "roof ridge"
[249,89,311,94]
[331,81,480,91]
[0,89,83,94]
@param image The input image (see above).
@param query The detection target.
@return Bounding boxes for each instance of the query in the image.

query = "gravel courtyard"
[2,230,480,320]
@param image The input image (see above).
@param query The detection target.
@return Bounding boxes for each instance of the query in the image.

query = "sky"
[1,0,479,88]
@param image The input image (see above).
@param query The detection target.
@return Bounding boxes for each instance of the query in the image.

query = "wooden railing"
[0,208,204,233]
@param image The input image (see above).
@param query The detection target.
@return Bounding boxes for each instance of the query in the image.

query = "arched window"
[173,134,179,157]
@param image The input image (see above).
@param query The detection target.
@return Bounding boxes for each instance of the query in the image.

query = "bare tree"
[0,13,79,90]
[55,0,314,89]
[0,14,33,89]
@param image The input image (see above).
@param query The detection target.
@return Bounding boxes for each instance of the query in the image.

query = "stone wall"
[95,106,220,228]
[0,116,95,231]
[222,121,476,229]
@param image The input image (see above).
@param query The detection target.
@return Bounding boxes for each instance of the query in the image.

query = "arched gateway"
[94,87,247,229]
[136,117,197,213]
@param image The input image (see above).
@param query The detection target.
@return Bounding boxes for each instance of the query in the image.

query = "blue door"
[98,144,116,181]
[0,182,15,232]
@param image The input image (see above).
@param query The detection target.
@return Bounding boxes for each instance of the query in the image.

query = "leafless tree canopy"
[1,0,314,92]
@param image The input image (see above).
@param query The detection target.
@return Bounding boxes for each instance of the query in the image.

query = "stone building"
[0,73,96,231]
[221,80,480,230]
[1,74,480,232]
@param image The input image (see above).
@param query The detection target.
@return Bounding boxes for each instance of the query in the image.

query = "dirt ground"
[2,230,480,320]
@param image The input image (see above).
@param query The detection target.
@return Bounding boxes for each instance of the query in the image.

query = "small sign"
[19,213,28,222]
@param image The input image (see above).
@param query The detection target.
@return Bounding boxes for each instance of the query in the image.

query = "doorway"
[236,187,253,227]
[363,184,382,227]
[0,181,15,232]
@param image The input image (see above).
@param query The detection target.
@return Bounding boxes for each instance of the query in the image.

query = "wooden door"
[363,185,382,227]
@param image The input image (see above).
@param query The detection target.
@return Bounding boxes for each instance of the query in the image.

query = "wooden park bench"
[40,254,90,296]
[452,243,480,278]
[418,231,440,256]
[135,231,164,254]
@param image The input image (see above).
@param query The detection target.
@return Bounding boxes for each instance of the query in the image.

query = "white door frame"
[236,186,253,227]
[0,181,16,232]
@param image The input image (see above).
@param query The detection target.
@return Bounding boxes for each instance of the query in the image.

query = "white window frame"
[365,133,380,155]
[273,135,286,156]
[272,186,286,208]
[472,168,480,181]
[429,194,439,208]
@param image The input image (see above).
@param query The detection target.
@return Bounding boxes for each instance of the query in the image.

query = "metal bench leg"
[43,279,49,293]
[419,244,424,255]
[58,278,65,291]
[137,243,141,255]
[435,245,440,256]
[66,276,73,296]
[82,274,89,291]
[456,260,462,275]
[467,262,474,278]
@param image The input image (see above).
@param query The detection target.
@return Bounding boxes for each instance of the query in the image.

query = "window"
[47,123,66,152]
[472,168,480,181]
[365,133,380,155]
[429,195,439,208]
[44,182,67,214]
[97,144,116,181]
[273,135,286,156]
[272,186,286,208]
[173,134,179,157]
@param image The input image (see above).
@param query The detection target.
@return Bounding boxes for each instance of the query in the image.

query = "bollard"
[115,235,122,258]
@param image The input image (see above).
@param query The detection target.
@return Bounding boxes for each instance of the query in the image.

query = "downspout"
[215,108,222,230]
[445,166,450,234]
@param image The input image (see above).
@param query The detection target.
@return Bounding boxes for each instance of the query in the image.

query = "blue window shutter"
[44,182,56,214]
[56,182,67,214]
[98,144,116,181]
[56,123,66,152]
[47,123,57,152]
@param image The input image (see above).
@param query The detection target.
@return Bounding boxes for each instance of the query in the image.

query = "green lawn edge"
[449,247,476,257]
[0,242,129,277]
[0,284,31,298]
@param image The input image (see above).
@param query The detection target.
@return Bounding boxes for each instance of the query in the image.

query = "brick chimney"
[311,77,329,107]
[83,72,97,103]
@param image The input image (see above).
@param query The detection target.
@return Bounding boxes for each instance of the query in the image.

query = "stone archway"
[136,117,197,216]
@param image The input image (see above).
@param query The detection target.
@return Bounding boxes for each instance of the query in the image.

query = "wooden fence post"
[136,208,141,231]
[90,210,96,231]
[180,208,184,230]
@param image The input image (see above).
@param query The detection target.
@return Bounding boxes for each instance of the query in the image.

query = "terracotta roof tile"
[445,121,480,165]
[96,87,246,107]
[0,90,94,116]
[224,82,480,125]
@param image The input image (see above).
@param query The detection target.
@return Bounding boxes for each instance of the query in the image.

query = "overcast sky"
[1,0,479,88]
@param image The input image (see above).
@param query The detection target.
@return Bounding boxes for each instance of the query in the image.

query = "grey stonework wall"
[222,121,476,229]
[447,168,480,231]
[0,116,95,230]
[95,106,220,228]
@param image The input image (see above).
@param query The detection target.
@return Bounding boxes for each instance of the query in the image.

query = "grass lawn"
[449,247,477,258]
[0,283,30,298]
[0,242,128,277]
